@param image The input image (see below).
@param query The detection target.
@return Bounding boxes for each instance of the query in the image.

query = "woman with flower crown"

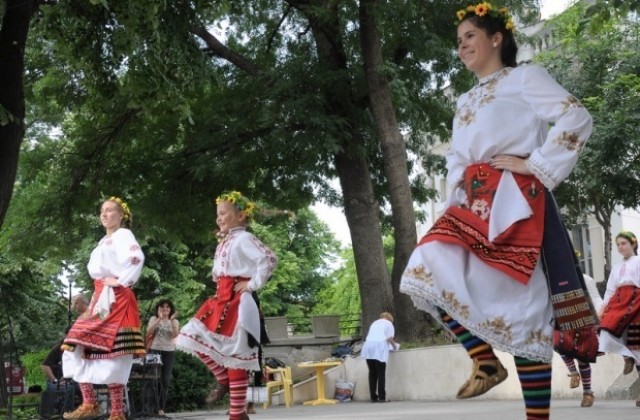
[176,191,277,420]
[400,3,595,419]
[61,197,145,420]
[598,231,640,406]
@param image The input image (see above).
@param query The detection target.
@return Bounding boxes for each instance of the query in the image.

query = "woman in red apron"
[176,191,277,420]
[62,197,145,420]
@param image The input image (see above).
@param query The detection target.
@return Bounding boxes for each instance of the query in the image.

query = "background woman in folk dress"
[400,4,594,420]
[62,197,145,420]
[598,231,640,406]
[176,191,277,420]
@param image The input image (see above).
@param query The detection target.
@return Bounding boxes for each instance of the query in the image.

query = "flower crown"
[108,196,131,221]
[215,191,256,218]
[456,2,515,32]
[618,230,638,245]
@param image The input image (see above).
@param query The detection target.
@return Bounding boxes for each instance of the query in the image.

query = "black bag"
[331,344,353,358]
[264,356,286,369]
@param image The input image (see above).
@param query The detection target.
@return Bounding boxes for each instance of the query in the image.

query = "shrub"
[165,351,216,412]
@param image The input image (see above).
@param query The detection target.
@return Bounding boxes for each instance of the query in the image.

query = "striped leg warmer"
[439,309,498,371]
[514,356,552,420]
[197,351,230,386]
[560,354,578,374]
[228,368,249,420]
[577,361,591,392]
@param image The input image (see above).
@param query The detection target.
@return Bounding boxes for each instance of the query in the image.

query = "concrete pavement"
[161,399,640,420]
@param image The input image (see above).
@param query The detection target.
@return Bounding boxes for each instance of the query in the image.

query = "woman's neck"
[106,227,119,236]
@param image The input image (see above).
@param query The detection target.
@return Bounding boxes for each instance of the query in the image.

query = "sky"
[313,0,576,246]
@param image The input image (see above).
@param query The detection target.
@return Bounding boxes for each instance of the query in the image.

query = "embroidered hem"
[176,319,259,371]
[401,280,553,363]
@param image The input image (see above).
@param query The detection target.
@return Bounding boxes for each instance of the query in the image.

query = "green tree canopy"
[536,2,640,276]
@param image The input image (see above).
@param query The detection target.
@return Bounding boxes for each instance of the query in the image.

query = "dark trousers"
[366,359,387,401]
[150,350,176,410]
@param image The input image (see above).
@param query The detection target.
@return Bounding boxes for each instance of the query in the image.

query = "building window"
[571,226,593,276]
[439,178,447,203]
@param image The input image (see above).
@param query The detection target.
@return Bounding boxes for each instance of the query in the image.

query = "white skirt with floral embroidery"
[400,241,554,363]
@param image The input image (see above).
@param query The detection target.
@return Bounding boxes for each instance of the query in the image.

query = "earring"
[493,43,498,48]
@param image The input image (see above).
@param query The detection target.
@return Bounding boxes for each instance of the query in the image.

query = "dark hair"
[616,231,638,255]
[154,299,176,318]
[461,14,518,68]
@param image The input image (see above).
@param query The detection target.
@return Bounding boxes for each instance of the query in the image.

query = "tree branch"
[190,25,261,76]
[267,5,292,52]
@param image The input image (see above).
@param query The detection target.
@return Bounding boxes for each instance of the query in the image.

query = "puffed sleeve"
[112,228,145,287]
[522,65,593,190]
[241,234,278,292]
[446,94,469,189]
[602,267,618,307]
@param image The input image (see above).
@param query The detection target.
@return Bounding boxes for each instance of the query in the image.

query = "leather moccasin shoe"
[456,358,508,399]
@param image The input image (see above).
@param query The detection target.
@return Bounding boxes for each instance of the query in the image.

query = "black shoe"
[379,398,391,403]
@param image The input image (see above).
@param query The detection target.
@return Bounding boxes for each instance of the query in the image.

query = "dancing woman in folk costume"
[176,191,277,420]
[598,231,640,405]
[400,4,597,419]
[62,197,145,420]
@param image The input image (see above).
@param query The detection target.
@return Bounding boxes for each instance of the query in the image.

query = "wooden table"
[297,360,343,406]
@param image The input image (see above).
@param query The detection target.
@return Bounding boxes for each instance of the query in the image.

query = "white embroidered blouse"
[603,255,640,306]
[448,64,592,191]
[446,65,592,240]
[212,227,277,292]
[87,228,145,287]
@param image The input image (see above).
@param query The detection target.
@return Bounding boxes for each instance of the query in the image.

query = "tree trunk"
[0,332,6,408]
[196,0,398,330]
[0,0,37,230]
[296,0,395,329]
[358,0,433,341]
[334,152,394,330]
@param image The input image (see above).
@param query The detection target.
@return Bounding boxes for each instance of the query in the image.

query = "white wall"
[274,345,631,406]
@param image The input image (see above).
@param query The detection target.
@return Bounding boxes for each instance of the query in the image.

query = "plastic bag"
[334,378,355,402]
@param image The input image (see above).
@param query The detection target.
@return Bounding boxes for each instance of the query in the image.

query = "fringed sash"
[540,191,599,363]
[62,280,145,359]
[420,163,545,285]
[540,191,599,331]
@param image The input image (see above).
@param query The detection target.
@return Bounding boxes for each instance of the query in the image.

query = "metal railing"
[272,313,362,338]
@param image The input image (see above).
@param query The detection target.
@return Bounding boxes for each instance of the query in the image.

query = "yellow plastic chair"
[263,366,293,408]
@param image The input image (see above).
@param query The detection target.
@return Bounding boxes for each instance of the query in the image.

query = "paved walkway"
[159,399,640,420]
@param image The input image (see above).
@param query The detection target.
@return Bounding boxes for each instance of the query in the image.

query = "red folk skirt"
[600,285,640,342]
[194,276,248,337]
[62,280,145,359]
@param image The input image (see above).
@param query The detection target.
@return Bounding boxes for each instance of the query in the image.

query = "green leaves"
[536,2,640,272]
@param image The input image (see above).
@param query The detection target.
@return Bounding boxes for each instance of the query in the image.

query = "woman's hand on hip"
[490,155,532,175]
[234,281,251,294]
[103,277,121,287]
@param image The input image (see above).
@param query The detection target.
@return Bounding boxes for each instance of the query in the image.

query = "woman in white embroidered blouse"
[176,191,277,420]
[598,231,640,407]
[400,4,593,420]
[62,197,145,420]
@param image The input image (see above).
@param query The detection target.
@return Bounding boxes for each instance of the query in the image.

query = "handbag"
[144,329,156,352]
[553,324,599,364]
